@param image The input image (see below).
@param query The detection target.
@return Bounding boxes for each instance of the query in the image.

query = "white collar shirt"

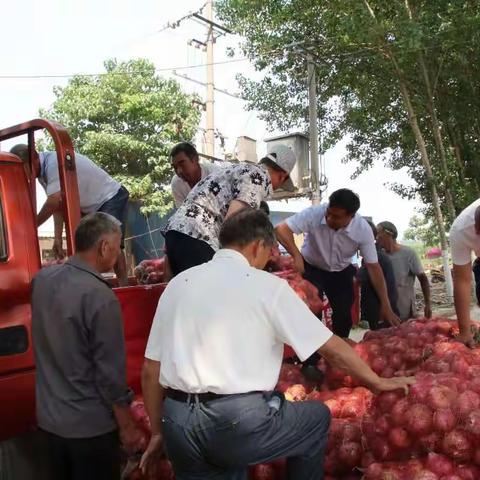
[286,203,378,272]
[144,249,332,394]
[170,162,221,208]
[450,198,480,265]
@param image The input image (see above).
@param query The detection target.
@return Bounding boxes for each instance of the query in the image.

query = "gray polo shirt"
[31,257,132,438]
[386,246,424,321]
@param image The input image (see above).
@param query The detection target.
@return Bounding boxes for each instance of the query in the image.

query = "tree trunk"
[396,76,453,298]
[364,0,453,298]
[418,53,456,221]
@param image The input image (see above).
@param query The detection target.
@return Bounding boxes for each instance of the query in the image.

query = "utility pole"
[307,54,320,205]
[205,0,215,157]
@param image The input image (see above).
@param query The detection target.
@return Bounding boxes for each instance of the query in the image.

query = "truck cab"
[0,120,164,462]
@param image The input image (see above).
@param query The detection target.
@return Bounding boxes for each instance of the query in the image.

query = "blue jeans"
[98,186,129,248]
[162,392,331,480]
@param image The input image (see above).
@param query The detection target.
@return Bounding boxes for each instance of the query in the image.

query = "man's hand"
[424,303,432,319]
[381,305,401,327]
[119,420,147,456]
[292,254,305,274]
[375,376,416,396]
[52,238,65,260]
[456,331,476,349]
[140,433,163,474]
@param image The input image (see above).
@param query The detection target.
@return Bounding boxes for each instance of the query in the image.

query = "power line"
[172,71,244,99]
[2,34,471,81]
[0,58,248,80]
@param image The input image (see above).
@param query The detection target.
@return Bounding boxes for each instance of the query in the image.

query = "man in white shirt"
[140,209,413,480]
[10,144,129,286]
[170,143,220,207]
[449,199,480,346]
[276,189,399,342]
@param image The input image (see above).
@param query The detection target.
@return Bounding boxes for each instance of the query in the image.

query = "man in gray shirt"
[32,212,142,480]
[376,221,432,321]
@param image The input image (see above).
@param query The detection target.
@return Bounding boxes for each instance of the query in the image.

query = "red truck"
[0,119,165,477]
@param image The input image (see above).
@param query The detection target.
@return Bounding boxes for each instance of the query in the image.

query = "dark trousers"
[302,262,355,367]
[162,392,331,480]
[303,262,356,338]
[164,230,215,276]
[97,185,129,249]
[40,429,120,480]
[360,285,389,331]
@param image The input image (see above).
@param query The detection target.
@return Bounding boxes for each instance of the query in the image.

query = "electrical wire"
[0,58,248,80]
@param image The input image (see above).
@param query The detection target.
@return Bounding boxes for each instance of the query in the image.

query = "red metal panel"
[0,371,36,441]
[114,284,166,393]
[0,119,81,256]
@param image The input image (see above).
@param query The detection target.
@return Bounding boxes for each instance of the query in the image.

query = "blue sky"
[0,0,421,237]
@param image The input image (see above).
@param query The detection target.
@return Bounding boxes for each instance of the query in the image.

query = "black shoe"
[300,364,325,383]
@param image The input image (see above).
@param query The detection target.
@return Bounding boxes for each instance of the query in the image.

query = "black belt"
[165,388,259,404]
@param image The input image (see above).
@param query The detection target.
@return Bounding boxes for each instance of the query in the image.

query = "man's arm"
[52,211,65,259]
[37,192,62,226]
[140,359,164,472]
[90,299,144,453]
[453,263,475,346]
[417,273,432,318]
[275,222,304,273]
[365,262,400,326]
[319,335,414,393]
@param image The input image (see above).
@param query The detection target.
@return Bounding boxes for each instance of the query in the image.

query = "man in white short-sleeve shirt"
[169,142,220,207]
[449,198,480,346]
[276,189,399,343]
[140,209,413,480]
[10,144,130,285]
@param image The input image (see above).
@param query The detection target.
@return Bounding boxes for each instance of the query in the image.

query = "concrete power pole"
[307,54,320,205]
[205,0,215,157]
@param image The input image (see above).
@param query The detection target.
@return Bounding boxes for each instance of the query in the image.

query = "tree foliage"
[404,214,440,247]
[217,0,480,225]
[41,58,202,214]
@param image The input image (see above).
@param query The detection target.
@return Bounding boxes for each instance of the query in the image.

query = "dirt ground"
[415,276,480,321]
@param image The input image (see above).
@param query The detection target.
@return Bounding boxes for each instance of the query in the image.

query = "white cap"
[265,144,297,191]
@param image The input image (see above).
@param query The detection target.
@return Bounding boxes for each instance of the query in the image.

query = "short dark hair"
[329,188,360,215]
[75,212,121,252]
[259,201,270,216]
[366,219,377,238]
[219,208,275,248]
[10,144,29,162]
[170,142,198,161]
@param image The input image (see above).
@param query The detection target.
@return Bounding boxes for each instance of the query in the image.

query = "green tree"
[217,0,480,215]
[41,58,202,214]
[404,214,439,248]
[217,0,480,297]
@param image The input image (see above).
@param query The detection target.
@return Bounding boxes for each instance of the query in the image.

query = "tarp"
[426,246,442,259]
